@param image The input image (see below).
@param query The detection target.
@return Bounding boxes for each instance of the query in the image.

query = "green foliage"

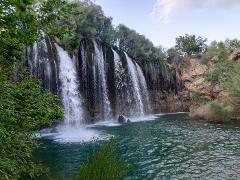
[175,34,207,56]
[206,65,223,83]
[166,47,183,65]
[208,39,240,56]
[206,46,240,96]
[0,0,39,64]
[76,140,130,180]
[0,68,63,179]
[115,24,166,63]
[0,0,66,64]
[208,101,233,121]
[192,92,209,104]
[47,0,166,64]
[224,38,240,51]
[205,44,240,117]
[206,52,232,84]
[47,0,115,50]
[0,0,64,179]
[223,60,240,97]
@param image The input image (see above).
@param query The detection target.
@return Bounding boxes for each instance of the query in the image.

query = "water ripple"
[39,114,240,179]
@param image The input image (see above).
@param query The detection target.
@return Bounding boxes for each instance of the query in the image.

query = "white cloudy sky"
[95,0,240,47]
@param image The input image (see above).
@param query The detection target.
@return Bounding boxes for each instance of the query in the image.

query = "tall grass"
[76,140,130,180]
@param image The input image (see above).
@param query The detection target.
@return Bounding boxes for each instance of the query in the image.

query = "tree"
[0,0,64,179]
[175,34,207,56]
[0,69,63,179]
[224,38,240,51]
[115,24,166,62]
[45,0,115,50]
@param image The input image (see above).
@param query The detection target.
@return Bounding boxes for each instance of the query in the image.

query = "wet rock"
[118,115,128,124]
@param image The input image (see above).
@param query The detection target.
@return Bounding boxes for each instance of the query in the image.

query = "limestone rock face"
[176,52,240,121]
[181,57,225,97]
[229,48,240,61]
[178,56,224,112]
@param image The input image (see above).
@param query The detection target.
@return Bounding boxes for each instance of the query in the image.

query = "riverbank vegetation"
[76,140,130,180]
[171,36,240,121]
[205,40,240,121]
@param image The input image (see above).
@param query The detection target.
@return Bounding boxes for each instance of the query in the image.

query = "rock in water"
[118,115,128,124]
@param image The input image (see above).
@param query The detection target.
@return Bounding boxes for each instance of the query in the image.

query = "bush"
[206,67,222,83]
[76,140,130,180]
[192,92,209,104]
[208,101,233,121]
[190,100,233,122]
[206,57,232,84]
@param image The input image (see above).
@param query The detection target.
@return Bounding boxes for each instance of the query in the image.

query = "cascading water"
[135,63,151,113]
[112,49,126,115]
[55,44,84,127]
[125,52,144,116]
[26,33,56,92]
[27,37,153,125]
[92,40,112,119]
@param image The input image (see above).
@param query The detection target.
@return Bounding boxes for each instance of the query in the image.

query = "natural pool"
[37,113,240,179]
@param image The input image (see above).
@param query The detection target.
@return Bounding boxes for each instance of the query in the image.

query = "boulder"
[229,48,240,61]
[118,115,127,124]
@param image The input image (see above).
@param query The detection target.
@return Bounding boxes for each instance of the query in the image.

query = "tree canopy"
[0,0,64,179]
[175,34,207,56]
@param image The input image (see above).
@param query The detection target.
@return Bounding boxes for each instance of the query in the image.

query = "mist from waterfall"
[56,44,84,127]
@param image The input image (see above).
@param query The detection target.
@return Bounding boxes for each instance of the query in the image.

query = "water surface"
[38,113,240,179]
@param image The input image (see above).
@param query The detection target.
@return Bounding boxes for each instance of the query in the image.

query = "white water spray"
[125,52,144,115]
[55,44,84,126]
[136,63,150,113]
[93,40,112,119]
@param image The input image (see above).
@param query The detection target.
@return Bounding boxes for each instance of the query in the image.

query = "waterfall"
[135,63,150,113]
[92,40,112,119]
[125,53,144,116]
[55,44,84,126]
[27,38,154,123]
[112,49,125,115]
[26,34,54,92]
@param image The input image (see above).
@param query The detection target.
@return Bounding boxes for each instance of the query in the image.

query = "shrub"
[192,92,209,104]
[208,101,233,121]
[190,101,233,122]
[206,67,222,83]
[76,140,130,180]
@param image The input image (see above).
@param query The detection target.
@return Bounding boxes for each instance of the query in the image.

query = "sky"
[95,0,240,48]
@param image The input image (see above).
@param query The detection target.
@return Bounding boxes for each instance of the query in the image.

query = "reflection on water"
[37,113,240,179]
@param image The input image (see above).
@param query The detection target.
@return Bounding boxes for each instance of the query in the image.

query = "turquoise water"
[37,113,240,179]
